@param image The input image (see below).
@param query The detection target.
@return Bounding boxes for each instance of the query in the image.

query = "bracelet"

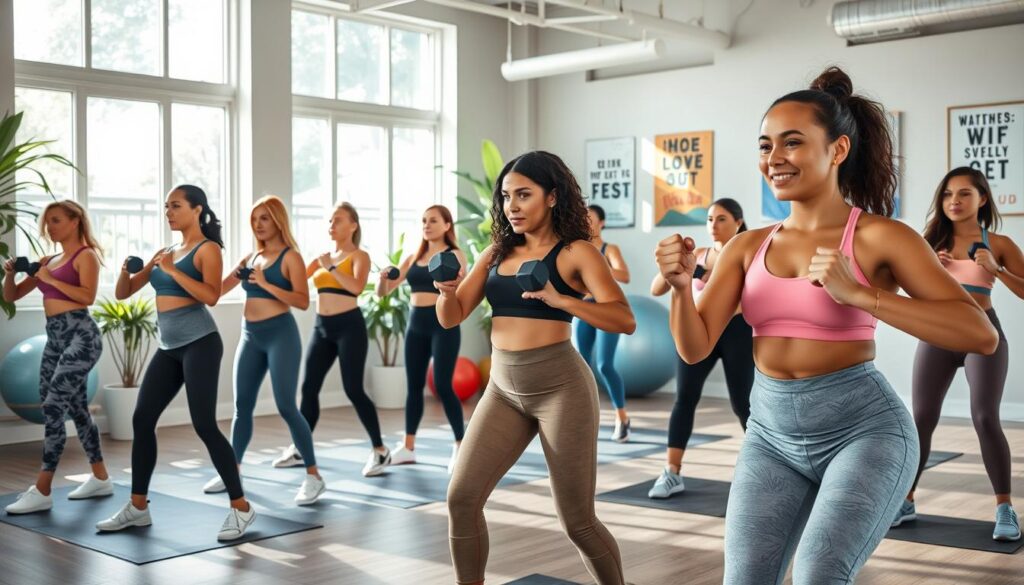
[871,289,881,317]
[327,264,337,272]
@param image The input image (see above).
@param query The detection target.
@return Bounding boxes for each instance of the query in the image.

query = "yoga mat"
[597,477,732,517]
[886,513,1022,554]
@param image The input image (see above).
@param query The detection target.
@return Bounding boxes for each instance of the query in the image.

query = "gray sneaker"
[993,503,1021,542]
[217,506,257,541]
[890,499,916,527]
[612,419,631,443]
[648,467,685,499]
[96,501,152,532]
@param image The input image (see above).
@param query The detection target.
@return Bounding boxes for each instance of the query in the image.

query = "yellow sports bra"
[312,254,357,297]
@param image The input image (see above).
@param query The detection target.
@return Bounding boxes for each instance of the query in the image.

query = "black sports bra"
[406,248,452,294]
[485,241,585,322]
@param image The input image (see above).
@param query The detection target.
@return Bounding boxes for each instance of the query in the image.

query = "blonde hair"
[39,200,104,261]
[334,202,361,247]
[251,195,300,253]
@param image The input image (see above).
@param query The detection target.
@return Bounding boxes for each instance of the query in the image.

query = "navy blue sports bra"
[150,240,210,298]
[485,241,584,322]
[241,247,293,300]
[406,247,452,294]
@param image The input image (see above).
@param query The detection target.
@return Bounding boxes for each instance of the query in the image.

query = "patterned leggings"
[40,309,104,472]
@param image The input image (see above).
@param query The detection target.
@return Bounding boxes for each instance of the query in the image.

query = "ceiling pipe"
[501,38,664,81]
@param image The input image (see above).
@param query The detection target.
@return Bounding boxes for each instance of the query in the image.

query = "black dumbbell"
[236,266,254,281]
[693,265,707,281]
[515,260,549,292]
[125,256,144,274]
[968,242,989,260]
[13,256,41,277]
[428,251,460,282]
[384,266,399,280]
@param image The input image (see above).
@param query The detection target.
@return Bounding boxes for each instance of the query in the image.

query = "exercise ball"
[612,295,676,397]
[428,357,483,402]
[478,356,491,389]
[1,335,100,424]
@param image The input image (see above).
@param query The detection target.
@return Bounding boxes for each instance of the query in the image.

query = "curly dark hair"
[488,151,591,268]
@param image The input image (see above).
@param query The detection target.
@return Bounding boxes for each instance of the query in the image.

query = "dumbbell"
[236,266,254,281]
[383,266,399,280]
[515,260,549,292]
[428,251,460,282]
[13,256,41,277]
[693,265,707,281]
[968,242,989,260]
[124,256,144,274]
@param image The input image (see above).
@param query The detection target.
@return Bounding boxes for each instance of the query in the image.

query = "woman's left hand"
[807,247,864,305]
[317,252,333,270]
[157,249,177,274]
[974,248,1000,275]
[34,265,53,284]
[251,264,267,287]
[521,279,567,309]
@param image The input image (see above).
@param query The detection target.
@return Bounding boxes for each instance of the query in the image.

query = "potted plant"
[361,235,411,409]
[92,297,157,439]
[0,111,77,318]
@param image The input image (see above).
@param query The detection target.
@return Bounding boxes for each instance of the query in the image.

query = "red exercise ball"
[428,357,482,402]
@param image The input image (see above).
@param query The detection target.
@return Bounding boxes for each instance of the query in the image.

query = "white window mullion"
[329,14,337,101]
[386,124,394,253]
[162,98,173,243]
[83,0,92,68]
[162,0,170,78]
[330,113,338,208]
[75,91,88,205]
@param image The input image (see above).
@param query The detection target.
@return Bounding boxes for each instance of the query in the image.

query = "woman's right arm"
[115,251,159,300]
[221,253,251,295]
[436,246,491,329]
[376,254,413,297]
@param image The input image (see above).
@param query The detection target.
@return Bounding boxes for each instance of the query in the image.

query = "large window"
[291,6,442,262]
[13,0,231,289]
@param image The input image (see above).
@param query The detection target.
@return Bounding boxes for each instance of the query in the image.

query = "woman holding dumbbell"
[200,195,325,505]
[96,185,256,541]
[273,202,389,478]
[437,151,635,585]
[376,204,467,473]
[894,167,1024,541]
[3,200,111,515]
[647,198,753,499]
[574,204,632,442]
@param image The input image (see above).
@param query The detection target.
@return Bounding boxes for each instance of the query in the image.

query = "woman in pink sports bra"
[656,67,998,584]
[2,200,112,515]
[897,167,1024,541]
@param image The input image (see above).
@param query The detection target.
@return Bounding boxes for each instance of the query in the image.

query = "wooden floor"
[0,393,1021,585]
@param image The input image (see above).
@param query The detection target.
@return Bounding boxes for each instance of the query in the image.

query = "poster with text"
[654,131,714,226]
[948,101,1024,215]
[585,137,635,228]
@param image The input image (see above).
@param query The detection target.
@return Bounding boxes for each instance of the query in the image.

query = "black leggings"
[132,333,244,499]
[300,309,383,447]
[404,306,464,440]
[668,314,754,450]
[912,308,1011,494]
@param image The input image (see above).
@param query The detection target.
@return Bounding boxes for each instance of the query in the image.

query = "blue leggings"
[573,317,625,409]
[724,362,919,585]
[231,312,317,466]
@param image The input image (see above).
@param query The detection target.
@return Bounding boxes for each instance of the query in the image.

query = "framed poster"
[585,137,635,228]
[654,131,713,226]
[948,101,1024,215]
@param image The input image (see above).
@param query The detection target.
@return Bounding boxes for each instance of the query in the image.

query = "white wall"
[530,0,1024,420]
[0,0,508,444]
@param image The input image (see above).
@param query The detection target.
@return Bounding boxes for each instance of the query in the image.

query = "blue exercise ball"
[615,295,677,397]
[0,335,100,424]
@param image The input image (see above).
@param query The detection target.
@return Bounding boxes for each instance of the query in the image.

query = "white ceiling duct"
[830,0,1024,44]
[501,38,665,81]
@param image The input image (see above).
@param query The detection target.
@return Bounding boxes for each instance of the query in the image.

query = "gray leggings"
[911,308,1010,494]
[231,312,317,466]
[724,362,919,585]
[447,340,624,585]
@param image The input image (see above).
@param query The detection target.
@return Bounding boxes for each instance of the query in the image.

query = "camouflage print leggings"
[40,309,104,472]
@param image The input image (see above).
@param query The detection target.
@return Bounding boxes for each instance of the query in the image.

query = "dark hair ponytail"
[174,184,224,248]
[710,198,746,232]
[769,66,897,217]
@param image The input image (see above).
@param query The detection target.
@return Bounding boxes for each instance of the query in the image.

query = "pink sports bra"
[36,247,89,302]
[741,208,877,341]
[943,229,994,296]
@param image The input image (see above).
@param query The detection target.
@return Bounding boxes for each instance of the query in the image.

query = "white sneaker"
[96,501,152,532]
[4,485,53,514]
[217,506,256,541]
[272,444,304,468]
[647,467,686,499]
[391,444,416,465]
[447,443,460,475]
[294,475,326,506]
[68,475,114,500]
[361,447,391,477]
[202,475,226,494]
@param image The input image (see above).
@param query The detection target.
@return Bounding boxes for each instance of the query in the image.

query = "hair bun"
[810,66,853,101]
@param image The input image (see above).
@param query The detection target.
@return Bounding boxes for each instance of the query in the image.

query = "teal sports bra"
[241,248,294,300]
[150,240,211,298]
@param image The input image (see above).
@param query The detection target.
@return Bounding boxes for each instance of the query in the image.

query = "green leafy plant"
[0,111,77,318]
[92,297,158,388]
[449,139,505,334]
[361,233,411,367]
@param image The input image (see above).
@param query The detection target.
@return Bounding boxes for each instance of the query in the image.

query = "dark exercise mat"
[0,484,321,564]
[598,425,730,449]
[504,574,580,585]
[597,476,732,517]
[923,450,962,470]
[886,513,1022,554]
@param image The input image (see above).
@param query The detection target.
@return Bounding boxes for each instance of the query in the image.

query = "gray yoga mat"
[504,574,580,585]
[597,476,732,517]
[886,513,1022,554]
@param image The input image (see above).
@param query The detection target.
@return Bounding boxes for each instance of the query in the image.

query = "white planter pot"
[369,365,407,409]
[103,384,139,441]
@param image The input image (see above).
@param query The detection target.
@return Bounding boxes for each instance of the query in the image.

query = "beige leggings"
[447,340,624,584]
